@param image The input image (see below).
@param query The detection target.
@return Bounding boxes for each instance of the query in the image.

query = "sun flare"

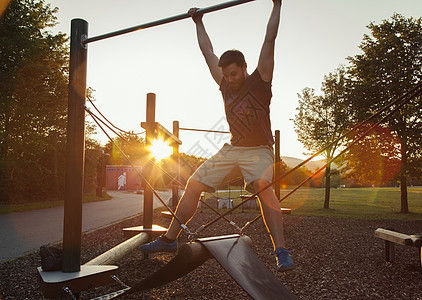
[148,139,172,161]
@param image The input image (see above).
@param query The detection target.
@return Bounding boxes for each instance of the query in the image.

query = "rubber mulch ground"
[1,210,421,299]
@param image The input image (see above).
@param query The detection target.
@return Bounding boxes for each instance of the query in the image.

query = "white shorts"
[190,144,274,193]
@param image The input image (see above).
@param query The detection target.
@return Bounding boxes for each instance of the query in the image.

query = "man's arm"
[189,8,223,85]
[257,0,282,82]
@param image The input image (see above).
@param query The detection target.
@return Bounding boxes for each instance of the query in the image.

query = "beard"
[229,74,246,91]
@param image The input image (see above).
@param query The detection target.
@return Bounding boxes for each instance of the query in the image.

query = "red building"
[105,165,142,191]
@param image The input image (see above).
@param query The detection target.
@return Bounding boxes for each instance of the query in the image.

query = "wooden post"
[172,121,180,209]
[420,247,422,267]
[274,130,281,200]
[63,18,88,273]
[144,93,156,231]
[385,240,395,262]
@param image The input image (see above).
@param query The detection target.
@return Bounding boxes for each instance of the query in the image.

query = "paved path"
[0,190,172,263]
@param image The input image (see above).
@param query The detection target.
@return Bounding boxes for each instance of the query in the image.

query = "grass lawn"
[2,187,421,221]
[280,187,422,220]
[203,186,422,221]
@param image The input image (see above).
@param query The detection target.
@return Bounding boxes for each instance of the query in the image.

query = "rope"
[87,96,145,136]
[179,127,230,134]
[86,107,130,143]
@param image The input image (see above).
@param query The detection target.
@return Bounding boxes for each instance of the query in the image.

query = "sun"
[148,138,173,161]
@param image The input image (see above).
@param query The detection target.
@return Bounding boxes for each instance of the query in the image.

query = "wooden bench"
[374,228,422,266]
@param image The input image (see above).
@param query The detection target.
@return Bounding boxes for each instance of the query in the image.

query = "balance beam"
[178,235,252,263]
[94,234,297,299]
[374,228,422,265]
[199,234,298,299]
[85,232,149,266]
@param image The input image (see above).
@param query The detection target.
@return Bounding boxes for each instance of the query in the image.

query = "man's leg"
[140,144,233,253]
[253,179,285,250]
[253,179,294,271]
[166,144,234,240]
[165,179,208,240]
[138,179,208,253]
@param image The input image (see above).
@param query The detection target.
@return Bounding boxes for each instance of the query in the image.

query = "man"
[140,0,294,272]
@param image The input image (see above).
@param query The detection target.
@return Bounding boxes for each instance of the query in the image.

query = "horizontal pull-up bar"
[83,0,256,44]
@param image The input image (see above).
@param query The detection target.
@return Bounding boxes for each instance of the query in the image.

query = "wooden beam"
[374,228,413,246]
[85,232,149,265]
[410,235,422,248]
[141,122,182,145]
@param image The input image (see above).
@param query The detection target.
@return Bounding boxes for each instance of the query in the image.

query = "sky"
[45,0,422,160]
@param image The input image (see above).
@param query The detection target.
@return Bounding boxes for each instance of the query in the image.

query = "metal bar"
[144,93,156,231]
[62,19,88,273]
[179,127,230,134]
[83,0,256,44]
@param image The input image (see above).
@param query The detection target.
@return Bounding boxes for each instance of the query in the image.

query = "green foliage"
[0,0,70,203]
[339,124,402,187]
[84,122,102,194]
[177,152,206,185]
[103,133,147,166]
[0,192,112,214]
[294,66,353,160]
[293,66,353,207]
[295,14,422,212]
[154,152,206,189]
[346,14,422,212]
[0,1,101,203]
[347,14,422,180]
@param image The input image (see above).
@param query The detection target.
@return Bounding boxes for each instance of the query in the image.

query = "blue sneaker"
[275,247,295,272]
[139,235,177,253]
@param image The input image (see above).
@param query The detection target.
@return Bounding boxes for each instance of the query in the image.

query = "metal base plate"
[38,265,118,298]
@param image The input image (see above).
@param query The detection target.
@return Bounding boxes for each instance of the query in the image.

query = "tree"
[103,133,148,166]
[0,0,69,203]
[339,124,402,187]
[84,122,102,194]
[102,134,209,189]
[176,153,206,186]
[293,66,353,208]
[347,14,422,212]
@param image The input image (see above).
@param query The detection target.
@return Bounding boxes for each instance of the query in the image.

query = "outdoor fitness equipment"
[90,235,297,300]
[36,1,298,299]
[63,0,255,275]
[38,0,422,296]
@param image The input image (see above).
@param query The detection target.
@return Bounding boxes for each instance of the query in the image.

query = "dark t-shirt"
[220,69,274,147]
